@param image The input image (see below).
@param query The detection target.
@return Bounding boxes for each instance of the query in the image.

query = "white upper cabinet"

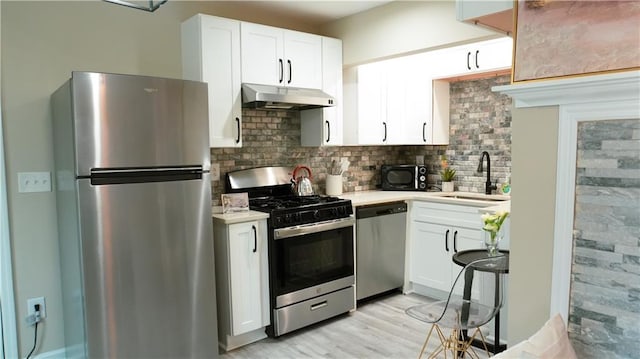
[182,14,242,148]
[351,54,442,145]
[355,61,387,145]
[241,22,322,89]
[301,37,344,146]
[403,54,434,145]
[433,37,513,78]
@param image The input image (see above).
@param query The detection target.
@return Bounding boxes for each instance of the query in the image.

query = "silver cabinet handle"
[310,301,328,311]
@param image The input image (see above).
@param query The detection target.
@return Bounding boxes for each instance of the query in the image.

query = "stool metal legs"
[417,324,491,359]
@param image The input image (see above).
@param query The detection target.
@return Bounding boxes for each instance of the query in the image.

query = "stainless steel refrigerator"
[52,72,218,358]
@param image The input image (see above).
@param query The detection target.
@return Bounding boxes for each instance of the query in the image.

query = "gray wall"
[320,0,498,66]
[0,1,322,355]
[508,105,559,344]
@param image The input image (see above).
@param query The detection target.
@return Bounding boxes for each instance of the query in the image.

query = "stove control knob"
[337,206,346,215]
[313,210,321,220]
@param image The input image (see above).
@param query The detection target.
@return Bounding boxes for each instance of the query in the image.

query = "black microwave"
[381,165,428,191]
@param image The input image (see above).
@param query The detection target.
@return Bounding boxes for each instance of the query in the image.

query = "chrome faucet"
[477,151,497,195]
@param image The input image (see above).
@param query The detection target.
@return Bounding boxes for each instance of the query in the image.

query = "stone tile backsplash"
[569,118,640,359]
[210,75,512,204]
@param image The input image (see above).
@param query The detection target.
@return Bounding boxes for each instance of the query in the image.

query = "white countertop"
[211,191,509,224]
[339,190,510,213]
[211,206,270,224]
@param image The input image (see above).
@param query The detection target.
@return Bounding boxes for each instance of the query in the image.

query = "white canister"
[326,174,343,196]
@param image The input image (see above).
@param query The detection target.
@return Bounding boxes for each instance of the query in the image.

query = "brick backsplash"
[210,75,512,204]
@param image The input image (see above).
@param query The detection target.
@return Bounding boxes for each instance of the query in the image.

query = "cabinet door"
[300,37,343,146]
[228,222,262,335]
[475,37,512,72]
[410,221,452,293]
[321,37,343,145]
[449,226,483,298]
[241,22,284,86]
[356,62,386,145]
[284,30,322,89]
[384,57,407,145]
[182,15,242,148]
[403,54,433,144]
[433,37,512,78]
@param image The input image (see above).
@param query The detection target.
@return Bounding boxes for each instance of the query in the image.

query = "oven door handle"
[274,217,355,240]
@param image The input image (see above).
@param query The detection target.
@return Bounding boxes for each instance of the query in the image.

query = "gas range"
[225,166,356,337]
[249,194,353,228]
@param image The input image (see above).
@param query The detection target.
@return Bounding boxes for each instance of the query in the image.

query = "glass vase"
[484,227,504,257]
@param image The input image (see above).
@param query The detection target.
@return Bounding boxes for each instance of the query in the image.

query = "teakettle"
[292,165,314,196]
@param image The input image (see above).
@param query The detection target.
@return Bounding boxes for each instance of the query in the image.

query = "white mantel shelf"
[492,70,640,108]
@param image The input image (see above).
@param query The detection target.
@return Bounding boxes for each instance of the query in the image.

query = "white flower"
[481,210,509,239]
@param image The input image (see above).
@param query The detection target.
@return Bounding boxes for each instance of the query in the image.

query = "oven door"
[271,217,355,308]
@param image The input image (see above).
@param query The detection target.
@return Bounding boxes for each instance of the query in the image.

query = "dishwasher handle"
[356,201,407,219]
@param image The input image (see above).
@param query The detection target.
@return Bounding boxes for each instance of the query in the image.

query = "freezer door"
[77,174,217,358]
[70,72,210,175]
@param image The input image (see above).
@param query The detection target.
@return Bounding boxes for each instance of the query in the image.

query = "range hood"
[242,83,335,110]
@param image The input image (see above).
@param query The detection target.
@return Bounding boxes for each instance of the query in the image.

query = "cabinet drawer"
[274,286,355,335]
[410,201,482,228]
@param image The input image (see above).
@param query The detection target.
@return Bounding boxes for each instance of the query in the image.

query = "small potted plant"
[440,155,456,192]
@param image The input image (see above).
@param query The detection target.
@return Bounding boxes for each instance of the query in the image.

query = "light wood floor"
[220,292,491,359]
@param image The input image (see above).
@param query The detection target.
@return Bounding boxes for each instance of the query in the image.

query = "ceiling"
[247,1,394,24]
[108,0,394,27]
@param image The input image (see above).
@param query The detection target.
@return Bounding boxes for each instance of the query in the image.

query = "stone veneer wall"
[210,75,512,205]
[569,118,640,359]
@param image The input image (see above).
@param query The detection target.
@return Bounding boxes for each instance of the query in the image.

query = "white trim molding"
[551,100,639,322]
[34,347,66,359]
[495,70,640,324]
[494,70,640,108]
[1,107,19,359]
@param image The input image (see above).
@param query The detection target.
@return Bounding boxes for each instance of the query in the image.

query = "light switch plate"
[18,172,52,193]
[211,163,220,182]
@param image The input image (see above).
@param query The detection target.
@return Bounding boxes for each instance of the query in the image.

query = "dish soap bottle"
[501,177,511,195]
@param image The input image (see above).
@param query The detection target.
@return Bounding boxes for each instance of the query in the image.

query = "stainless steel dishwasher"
[356,201,407,301]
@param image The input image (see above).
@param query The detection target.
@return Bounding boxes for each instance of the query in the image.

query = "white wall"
[320,0,499,66]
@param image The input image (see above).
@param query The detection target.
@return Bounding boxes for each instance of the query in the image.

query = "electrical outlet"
[211,163,220,182]
[27,297,46,319]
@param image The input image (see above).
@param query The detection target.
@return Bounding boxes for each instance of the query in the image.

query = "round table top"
[452,249,509,273]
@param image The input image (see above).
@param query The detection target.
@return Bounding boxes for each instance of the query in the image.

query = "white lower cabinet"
[408,201,484,299]
[213,218,270,351]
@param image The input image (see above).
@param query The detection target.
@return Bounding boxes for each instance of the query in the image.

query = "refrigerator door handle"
[90,167,204,185]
